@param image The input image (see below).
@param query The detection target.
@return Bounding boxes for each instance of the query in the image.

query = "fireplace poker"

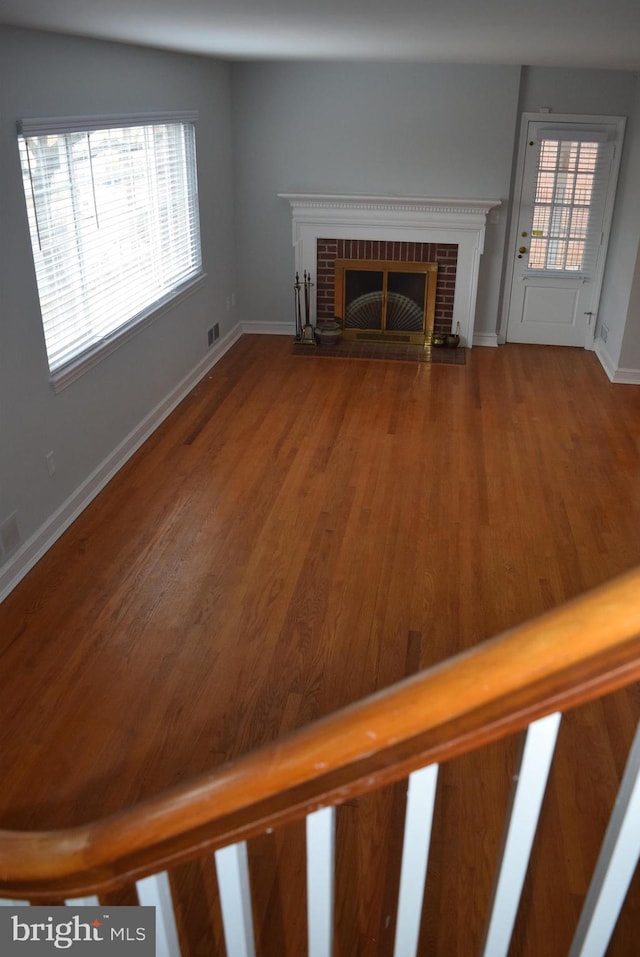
[299,270,316,345]
[294,272,302,339]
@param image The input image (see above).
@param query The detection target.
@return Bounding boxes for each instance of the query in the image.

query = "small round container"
[316,319,343,346]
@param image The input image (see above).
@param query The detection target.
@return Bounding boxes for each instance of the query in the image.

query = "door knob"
[518,246,528,254]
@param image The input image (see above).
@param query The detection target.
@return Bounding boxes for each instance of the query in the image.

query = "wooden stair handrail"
[2,567,640,901]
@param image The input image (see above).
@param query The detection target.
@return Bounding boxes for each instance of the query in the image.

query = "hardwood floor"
[1,335,639,955]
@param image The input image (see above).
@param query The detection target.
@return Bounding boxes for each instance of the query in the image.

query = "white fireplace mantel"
[279,193,501,347]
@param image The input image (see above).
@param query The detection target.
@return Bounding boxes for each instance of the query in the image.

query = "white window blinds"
[528,134,615,275]
[18,112,202,383]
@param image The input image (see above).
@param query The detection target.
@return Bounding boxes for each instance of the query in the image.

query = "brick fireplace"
[279,194,501,347]
[316,238,457,338]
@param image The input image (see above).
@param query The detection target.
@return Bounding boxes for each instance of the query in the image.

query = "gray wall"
[620,240,640,370]
[518,66,638,117]
[231,61,522,337]
[0,28,236,572]
[231,61,640,353]
[599,73,640,370]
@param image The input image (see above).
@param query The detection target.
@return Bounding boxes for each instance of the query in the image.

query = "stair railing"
[1,567,640,957]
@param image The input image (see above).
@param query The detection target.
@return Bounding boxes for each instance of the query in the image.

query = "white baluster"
[306,805,336,957]
[0,899,28,906]
[393,764,439,957]
[569,719,640,957]
[64,896,100,906]
[214,841,256,957]
[137,871,181,957]
[481,711,562,957]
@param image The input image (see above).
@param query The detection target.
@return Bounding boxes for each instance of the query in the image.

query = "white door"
[505,115,625,347]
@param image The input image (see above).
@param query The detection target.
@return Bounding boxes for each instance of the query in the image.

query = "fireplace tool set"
[294,271,316,345]
[294,271,343,346]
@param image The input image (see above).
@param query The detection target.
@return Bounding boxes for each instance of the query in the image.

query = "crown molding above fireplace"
[279,193,501,348]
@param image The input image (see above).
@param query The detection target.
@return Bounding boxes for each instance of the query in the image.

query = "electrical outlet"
[45,450,56,477]
[601,323,609,343]
[207,328,214,347]
[214,323,220,340]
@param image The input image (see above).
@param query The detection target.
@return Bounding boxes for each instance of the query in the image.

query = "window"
[18,112,202,388]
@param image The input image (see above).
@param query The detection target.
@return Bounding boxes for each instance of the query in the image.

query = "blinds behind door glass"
[528,136,614,274]
[18,117,201,376]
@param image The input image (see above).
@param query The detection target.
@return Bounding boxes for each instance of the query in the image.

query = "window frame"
[17,111,205,392]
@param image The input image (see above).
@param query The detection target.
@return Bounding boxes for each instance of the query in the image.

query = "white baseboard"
[472,332,499,347]
[0,325,242,603]
[594,338,640,384]
[611,367,640,384]
[594,338,617,380]
[242,320,294,336]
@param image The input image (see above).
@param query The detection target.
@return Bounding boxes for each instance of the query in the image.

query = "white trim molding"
[473,332,499,348]
[594,338,640,384]
[279,193,501,348]
[611,368,640,385]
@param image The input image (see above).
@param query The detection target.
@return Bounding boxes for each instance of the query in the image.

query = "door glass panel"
[529,139,599,272]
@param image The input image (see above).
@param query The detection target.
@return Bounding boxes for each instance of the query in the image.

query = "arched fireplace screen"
[334,259,438,345]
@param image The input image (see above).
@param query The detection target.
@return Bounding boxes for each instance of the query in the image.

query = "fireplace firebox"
[334,259,437,345]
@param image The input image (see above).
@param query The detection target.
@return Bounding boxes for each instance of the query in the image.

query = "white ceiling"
[1,0,639,70]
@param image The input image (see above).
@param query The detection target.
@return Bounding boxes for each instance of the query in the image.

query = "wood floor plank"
[1,336,639,954]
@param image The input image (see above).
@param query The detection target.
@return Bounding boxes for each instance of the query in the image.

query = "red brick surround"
[316,239,458,335]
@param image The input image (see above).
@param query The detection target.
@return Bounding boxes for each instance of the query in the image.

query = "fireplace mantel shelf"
[279,193,501,218]
[280,193,502,347]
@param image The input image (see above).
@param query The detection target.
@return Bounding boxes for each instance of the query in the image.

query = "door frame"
[498,112,626,347]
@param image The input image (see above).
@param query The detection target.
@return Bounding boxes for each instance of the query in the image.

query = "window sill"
[50,272,206,394]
